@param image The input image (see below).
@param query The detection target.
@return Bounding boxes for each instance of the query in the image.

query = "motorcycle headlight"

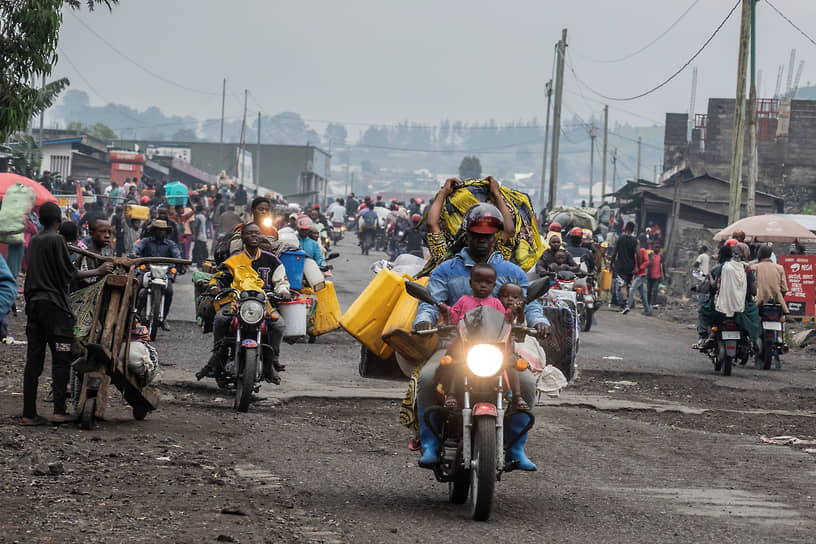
[466,344,503,377]
[150,265,167,280]
[239,300,265,325]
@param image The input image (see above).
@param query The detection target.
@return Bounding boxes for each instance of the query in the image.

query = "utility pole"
[636,136,642,181]
[746,0,758,217]
[611,148,618,193]
[601,104,608,204]
[539,79,553,213]
[549,28,567,209]
[219,78,226,144]
[588,125,598,207]
[654,165,658,182]
[728,0,752,224]
[237,89,247,184]
[256,111,261,190]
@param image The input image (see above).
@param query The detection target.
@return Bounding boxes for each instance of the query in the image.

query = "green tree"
[325,123,347,146]
[66,120,118,140]
[0,1,118,142]
[458,156,482,180]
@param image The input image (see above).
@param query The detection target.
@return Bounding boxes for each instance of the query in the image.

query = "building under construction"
[663,97,816,210]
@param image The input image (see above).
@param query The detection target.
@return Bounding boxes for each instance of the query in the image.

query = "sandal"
[444,395,458,410]
[515,397,530,411]
[408,435,421,451]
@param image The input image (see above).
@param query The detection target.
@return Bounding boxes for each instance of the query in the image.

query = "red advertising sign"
[779,254,816,318]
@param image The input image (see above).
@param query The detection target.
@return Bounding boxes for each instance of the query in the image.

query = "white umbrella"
[713,215,816,243]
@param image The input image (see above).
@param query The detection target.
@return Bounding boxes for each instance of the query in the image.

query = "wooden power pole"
[548,28,567,209]
[729,0,753,224]
[636,136,642,181]
[746,0,758,217]
[539,79,553,214]
[601,104,608,204]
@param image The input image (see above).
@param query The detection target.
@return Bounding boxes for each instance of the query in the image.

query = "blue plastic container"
[164,181,189,206]
[280,250,308,290]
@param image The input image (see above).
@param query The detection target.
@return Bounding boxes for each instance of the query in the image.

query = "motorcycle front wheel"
[470,417,497,521]
[582,309,593,332]
[149,286,163,341]
[235,348,257,412]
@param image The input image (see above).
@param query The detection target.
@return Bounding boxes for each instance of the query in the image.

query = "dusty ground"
[1,237,815,543]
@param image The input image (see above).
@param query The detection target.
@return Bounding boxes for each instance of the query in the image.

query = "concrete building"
[117,139,330,203]
[663,98,816,208]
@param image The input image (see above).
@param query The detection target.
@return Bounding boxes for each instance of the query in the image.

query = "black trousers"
[192,240,208,267]
[24,300,75,418]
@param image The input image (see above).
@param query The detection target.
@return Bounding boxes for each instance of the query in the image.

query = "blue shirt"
[413,248,549,328]
[298,236,324,266]
[132,237,182,260]
[0,255,16,316]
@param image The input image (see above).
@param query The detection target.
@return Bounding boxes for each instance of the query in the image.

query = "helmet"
[297,217,313,229]
[725,238,739,247]
[140,196,150,204]
[549,221,562,233]
[411,213,421,223]
[569,227,583,238]
[377,194,382,199]
[462,203,503,234]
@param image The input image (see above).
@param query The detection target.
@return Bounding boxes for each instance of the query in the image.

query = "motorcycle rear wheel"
[761,339,773,370]
[723,355,732,376]
[582,309,593,332]
[81,397,96,430]
[470,417,497,522]
[235,348,257,412]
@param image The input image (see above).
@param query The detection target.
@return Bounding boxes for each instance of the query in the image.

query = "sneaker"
[50,413,76,425]
[621,307,630,315]
[20,415,49,426]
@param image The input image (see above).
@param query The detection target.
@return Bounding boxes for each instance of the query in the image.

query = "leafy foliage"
[65,120,118,140]
[0,0,118,141]
[458,156,482,180]
[802,201,816,215]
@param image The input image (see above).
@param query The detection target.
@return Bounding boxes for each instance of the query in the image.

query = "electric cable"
[68,11,220,96]
[568,0,741,102]
[575,0,700,64]
[765,0,816,49]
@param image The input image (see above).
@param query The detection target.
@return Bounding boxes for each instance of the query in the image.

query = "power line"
[68,11,220,96]
[575,0,701,64]
[765,0,816,49]
[352,135,547,154]
[568,0,741,102]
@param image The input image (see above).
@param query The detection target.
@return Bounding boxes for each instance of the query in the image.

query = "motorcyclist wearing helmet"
[413,202,551,471]
[565,227,595,273]
[400,213,425,258]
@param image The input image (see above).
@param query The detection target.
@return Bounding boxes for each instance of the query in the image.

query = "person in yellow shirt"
[196,223,291,382]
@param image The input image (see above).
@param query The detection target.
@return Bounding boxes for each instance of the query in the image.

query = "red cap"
[569,227,583,237]
[313,204,320,209]
[725,238,739,247]
[469,216,502,234]
[549,222,562,233]
[140,196,150,204]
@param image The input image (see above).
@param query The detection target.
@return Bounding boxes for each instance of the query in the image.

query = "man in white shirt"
[692,245,711,344]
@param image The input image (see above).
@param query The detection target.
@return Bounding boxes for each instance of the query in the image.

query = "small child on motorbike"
[435,264,528,411]
[547,250,574,273]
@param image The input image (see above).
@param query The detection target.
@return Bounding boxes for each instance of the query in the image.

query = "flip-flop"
[408,437,421,451]
[20,415,49,427]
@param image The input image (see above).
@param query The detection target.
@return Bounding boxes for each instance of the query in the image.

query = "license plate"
[762,321,782,331]
[721,331,741,340]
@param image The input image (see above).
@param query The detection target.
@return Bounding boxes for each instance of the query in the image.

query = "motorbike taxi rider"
[413,203,551,471]
[196,223,291,383]
[565,227,595,273]
[132,219,184,331]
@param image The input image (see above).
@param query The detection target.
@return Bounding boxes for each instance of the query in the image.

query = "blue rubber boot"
[505,412,537,471]
[417,407,440,468]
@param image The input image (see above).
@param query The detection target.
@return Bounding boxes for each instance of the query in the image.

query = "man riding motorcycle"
[565,227,595,273]
[413,203,551,471]
[196,223,291,382]
[296,217,325,266]
[132,220,183,330]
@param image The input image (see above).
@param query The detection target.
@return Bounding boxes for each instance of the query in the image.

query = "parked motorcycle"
[574,271,596,332]
[404,277,550,521]
[703,317,754,376]
[212,288,284,412]
[137,264,177,341]
[757,303,787,370]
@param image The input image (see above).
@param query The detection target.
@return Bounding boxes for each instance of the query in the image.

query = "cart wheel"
[81,398,96,430]
[133,404,148,421]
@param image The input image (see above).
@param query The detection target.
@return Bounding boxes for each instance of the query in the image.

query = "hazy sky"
[54,0,816,132]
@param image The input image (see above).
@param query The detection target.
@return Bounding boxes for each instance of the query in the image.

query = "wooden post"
[728,0,752,224]
[549,28,567,209]
[601,105,608,203]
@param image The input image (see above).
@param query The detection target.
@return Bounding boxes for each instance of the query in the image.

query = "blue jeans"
[696,293,708,338]
[626,275,651,313]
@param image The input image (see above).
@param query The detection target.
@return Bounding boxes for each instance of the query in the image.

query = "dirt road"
[1,236,814,543]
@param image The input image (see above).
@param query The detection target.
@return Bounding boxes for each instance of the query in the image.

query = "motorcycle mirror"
[404,280,437,306]
[327,252,340,260]
[526,278,551,304]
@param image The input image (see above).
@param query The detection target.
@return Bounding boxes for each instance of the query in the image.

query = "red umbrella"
[0,172,58,207]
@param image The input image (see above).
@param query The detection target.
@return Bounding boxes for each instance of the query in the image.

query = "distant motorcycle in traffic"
[137,264,177,340]
[702,317,754,376]
[757,303,787,370]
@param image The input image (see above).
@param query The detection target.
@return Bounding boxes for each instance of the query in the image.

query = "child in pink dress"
[435,263,527,411]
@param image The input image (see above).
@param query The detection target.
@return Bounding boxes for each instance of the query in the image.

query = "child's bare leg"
[508,369,528,410]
